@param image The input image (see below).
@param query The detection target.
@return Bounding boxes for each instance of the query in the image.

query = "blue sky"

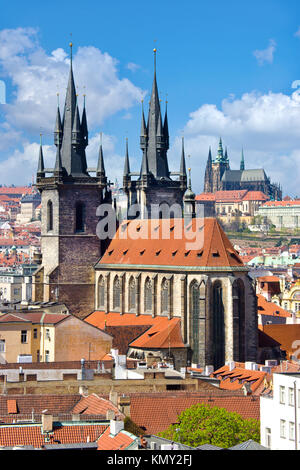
[1,0,300,195]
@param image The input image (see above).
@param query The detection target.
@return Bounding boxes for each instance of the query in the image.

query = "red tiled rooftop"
[211,364,267,393]
[129,393,260,434]
[257,295,292,318]
[259,324,300,359]
[97,218,244,268]
[85,312,185,350]
[72,394,123,419]
[0,423,107,448]
[97,426,137,450]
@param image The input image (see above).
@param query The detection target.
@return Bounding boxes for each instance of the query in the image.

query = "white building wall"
[260,373,300,450]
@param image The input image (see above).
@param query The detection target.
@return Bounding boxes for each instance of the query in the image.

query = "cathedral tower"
[123,49,187,219]
[33,43,112,318]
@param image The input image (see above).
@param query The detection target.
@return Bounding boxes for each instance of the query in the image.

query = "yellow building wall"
[0,323,32,363]
[54,316,112,362]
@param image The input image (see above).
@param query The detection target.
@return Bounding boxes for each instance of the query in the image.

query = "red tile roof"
[97,426,137,450]
[195,190,269,203]
[259,324,300,359]
[0,312,68,325]
[72,394,124,419]
[211,364,267,394]
[129,393,260,434]
[0,423,107,448]
[98,218,244,268]
[262,200,300,207]
[85,312,185,350]
[257,295,292,318]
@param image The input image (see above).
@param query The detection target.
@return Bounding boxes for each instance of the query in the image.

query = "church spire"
[59,41,88,176]
[140,100,147,150]
[81,93,88,148]
[124,138,130,176]
[54,142,64,177]
[240,148,245,170]
[140,147,149,177]
[37,134,45,178]
[215,137,224,162]
[96,133,106,178]
[144,48,169,178]
[54,94,63,147]
[180,137,187,176]
[204,147,213,193]
[163,99,169,151]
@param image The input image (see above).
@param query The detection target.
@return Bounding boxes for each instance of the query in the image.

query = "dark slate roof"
[221,170,242,182]
[241,169,268,182]
[229,439,268,450]
[221,169,268,183]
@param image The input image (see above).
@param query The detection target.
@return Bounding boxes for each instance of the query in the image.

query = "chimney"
[226,361,235,371]
[42,413,53,433]
[117,395,131,416]
[110,419,124,437]
[106,409,116,420]
[109,390,118,407]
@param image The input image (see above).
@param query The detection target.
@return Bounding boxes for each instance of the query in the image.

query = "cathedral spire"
[96,133,106,178]
[59,41,88,176]
[204,147,213,193]
[215,137,224,162]
[140,147,149,177]
[140,100,147,150]
[81,93,88,148]
[37,134,45,178]
[54,142,64,177]
[144,48,169,178]
[180,137,187,176]
[124,138,130,176]
[54,94,63,147]
[240,148,245,170]
[163,99,169,150]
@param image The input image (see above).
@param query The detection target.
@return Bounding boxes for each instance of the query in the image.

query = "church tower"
[33,43,112,318]
[123,49,187,219]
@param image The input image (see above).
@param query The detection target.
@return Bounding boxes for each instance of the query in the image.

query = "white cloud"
[167,87,300,197]
[0,28,144,137]
[253,39,276,65]
[126,62,141,72]
[294,27,300,38]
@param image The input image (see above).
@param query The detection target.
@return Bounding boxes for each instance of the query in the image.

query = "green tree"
[158,403,260,448]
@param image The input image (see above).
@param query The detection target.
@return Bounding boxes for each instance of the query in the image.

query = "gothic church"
[33,47,258,370]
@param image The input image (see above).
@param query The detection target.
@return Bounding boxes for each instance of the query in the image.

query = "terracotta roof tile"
[129,393,260,434]
[72,394,123,419]
[97,218,244,268]
[0,423,107,448]
[85,312,185,350]
[97,426,137,450]
[257,295,292,318]
[260,324,300,359]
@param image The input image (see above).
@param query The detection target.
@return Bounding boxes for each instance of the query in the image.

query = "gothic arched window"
[98,276,105,309]
[212,280,225,370]
[113,276,121,310]
[75,202,85,232]
[129,277,136,312]
[161,278,169,314]
[47,200,53,232]
[144,278,153,313]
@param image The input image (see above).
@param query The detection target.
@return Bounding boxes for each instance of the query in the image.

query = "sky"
[1,0,300,196]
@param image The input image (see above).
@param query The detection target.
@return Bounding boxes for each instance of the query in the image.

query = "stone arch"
[232,278,246,362]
